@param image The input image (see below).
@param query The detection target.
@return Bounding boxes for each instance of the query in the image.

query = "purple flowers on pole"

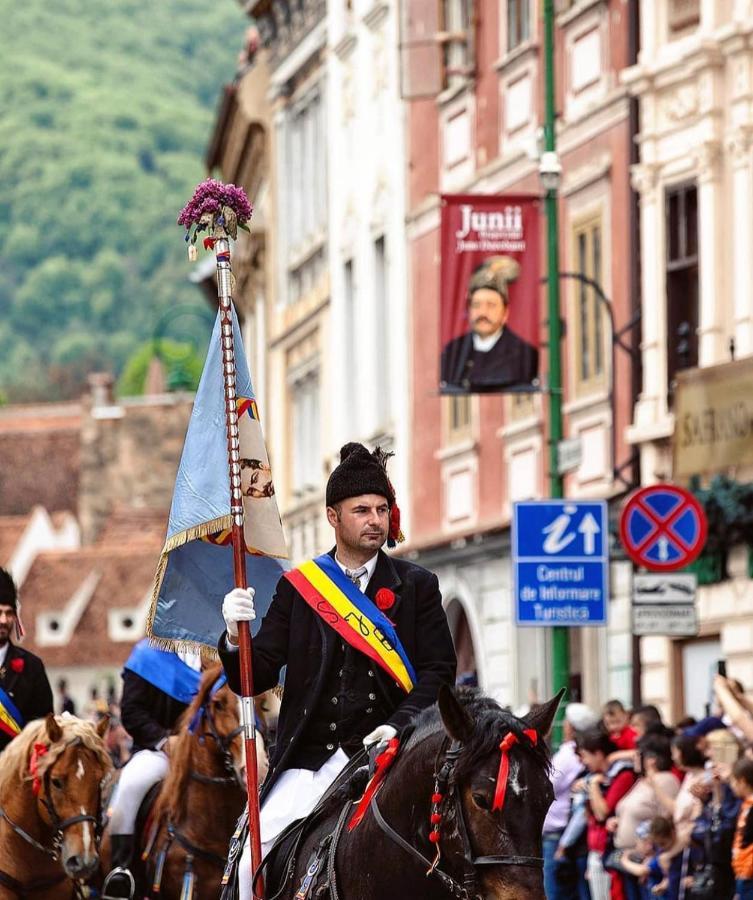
[178,179,253,256]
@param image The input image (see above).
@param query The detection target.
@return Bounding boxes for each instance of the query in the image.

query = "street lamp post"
[541,0,568,737]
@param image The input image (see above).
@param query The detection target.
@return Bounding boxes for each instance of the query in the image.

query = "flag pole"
[214,236,264,898]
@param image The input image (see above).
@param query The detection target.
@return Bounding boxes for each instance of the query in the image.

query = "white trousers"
[108,749,169,835]
[238,749,349,900]
[586,850,612,900]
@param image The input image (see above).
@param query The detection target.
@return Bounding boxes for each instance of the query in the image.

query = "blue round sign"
[619,485,707,571]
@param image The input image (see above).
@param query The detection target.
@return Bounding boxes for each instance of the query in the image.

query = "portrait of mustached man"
[440,255,539,393]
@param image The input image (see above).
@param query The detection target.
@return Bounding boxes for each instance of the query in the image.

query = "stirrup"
[101,866,136,900]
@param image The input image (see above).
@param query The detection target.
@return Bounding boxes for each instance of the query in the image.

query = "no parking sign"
[620,484,707,572]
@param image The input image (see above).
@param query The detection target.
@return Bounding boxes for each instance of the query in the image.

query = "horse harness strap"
[0,807,59,860]
[168,823,228,868]
[189,770,237,786]
[0,867,68,899]
[292,801,350,900]
[0,806,83,899]
[369,796,471,900]
[368,736,543,900]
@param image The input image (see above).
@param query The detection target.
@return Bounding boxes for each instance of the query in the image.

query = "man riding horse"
[219,442,457,898]
[102,639,202,898]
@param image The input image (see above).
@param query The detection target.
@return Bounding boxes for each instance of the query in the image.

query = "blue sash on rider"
[124,639,201,704]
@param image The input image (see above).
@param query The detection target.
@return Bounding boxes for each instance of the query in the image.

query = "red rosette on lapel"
[374,588,395,612]
[9,658,23,674]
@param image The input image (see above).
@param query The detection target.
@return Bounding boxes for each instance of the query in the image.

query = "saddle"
[220,751,369,900]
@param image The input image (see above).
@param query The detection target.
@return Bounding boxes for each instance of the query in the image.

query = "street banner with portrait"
[439,194,541,394]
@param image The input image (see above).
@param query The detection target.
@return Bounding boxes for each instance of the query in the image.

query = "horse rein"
[369,735,544,900]
[0,738,103,897]
[192,695,244,782]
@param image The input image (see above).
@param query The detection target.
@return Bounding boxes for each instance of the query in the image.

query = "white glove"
[222,587,256,643]
[363,724,397,748]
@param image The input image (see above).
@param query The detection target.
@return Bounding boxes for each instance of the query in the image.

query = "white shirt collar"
[0,644,9,670]
[334,552,379,589]
[472,328,504,352]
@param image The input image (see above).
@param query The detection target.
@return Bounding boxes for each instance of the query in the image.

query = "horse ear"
[96,715,109,739]
[523,688,566,739]
[45,713,62,744]
[438,684,473,743]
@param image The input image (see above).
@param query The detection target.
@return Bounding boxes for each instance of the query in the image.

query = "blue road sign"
[513,500,609,626]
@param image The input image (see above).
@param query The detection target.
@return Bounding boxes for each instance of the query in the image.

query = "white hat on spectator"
[564,702,600,733]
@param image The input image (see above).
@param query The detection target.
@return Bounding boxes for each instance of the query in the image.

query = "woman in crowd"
[576,730,637,900]
[610,735,680,900]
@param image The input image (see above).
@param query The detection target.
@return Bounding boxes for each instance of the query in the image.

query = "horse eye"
[51,777,64,790]
[471,792,491,811]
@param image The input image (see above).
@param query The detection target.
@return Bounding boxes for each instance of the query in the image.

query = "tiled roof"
[20,542,161,668]
[0,515,29,568]
[96,507,168,550]
[0,425,80,515]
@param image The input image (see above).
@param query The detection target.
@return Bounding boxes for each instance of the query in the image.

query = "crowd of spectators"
[544,676,753,900]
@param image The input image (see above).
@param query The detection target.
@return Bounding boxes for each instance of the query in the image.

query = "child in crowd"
[620,816,679,899]
[603,699,638,751]
[730,757,753,899]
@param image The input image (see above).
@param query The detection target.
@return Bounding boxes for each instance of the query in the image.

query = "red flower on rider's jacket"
[10,658,23,673]
[375,588,396,612]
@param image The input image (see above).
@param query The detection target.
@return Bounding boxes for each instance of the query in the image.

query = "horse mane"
[0,714,112,800]
[153,664,225,823]
[404,689,551,780]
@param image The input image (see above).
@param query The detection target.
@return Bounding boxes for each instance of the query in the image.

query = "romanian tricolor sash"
[0,686,23,740]
[285,554,416,693]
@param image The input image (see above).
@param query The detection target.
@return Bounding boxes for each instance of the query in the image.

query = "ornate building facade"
[403,0,639,708]
[209,0,410,562]
[625,0,753,719]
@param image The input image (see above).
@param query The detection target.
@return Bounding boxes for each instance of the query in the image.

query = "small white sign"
[633,574,697,605]
[557,438,582,476]
[632,604,699,637]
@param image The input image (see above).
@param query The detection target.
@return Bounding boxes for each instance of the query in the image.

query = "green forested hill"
[0,0,246,400]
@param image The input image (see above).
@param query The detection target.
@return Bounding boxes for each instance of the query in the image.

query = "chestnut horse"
[0,713,112,899]
[252,686,562,900]
[102,665,250,899]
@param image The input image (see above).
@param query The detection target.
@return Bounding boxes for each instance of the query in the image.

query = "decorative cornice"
[727,126,753,164]
[556,0,608,29]
[257,0,326,68]
[630,162,660,196]
[694,140,723,183]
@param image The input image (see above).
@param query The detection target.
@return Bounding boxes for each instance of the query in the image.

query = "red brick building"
[403,0,639,708]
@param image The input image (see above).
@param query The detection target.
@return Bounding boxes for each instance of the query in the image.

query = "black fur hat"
[326,443,404,545]
[326,443,394,508]
[0,569,17,611]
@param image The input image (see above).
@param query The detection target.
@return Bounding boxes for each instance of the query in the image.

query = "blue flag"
[147,306,289,652]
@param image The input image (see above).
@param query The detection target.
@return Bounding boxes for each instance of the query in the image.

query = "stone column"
[630,163,664,423]
[728,130,753,356]
[696,140,726,366]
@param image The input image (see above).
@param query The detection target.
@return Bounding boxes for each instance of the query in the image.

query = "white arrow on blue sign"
[513,500,609,626]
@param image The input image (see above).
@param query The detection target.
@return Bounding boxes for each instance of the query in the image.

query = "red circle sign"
[619,484,707,572]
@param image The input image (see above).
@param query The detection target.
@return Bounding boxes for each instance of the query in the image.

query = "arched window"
[446,597,478,688]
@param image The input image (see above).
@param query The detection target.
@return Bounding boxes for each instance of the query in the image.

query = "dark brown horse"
[100,665,251,899]
[266,687,562,900]
[0,713,112,899]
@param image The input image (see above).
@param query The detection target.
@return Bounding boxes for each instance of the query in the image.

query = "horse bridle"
[369,736,543,900]
[0,738,104,898]
[191,699,244,784]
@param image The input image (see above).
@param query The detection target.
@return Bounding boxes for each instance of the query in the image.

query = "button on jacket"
[218,548,457,802]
